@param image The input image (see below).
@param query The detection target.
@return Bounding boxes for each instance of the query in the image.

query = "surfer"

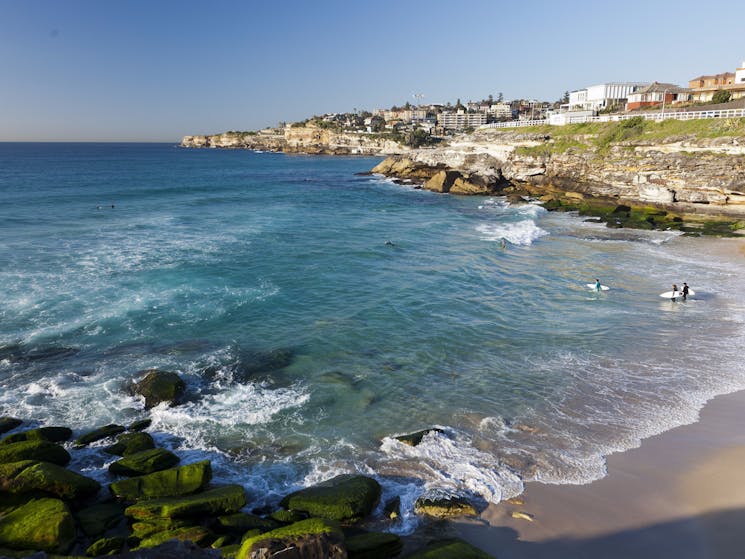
[385,240,395,247]
[671,284,678,302]
[500,238,507,250]
[682,282,690,301]
[595,279,601,292]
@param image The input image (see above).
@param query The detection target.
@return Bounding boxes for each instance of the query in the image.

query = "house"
[625,82,691,111]
[569,82,649,111]
[688,70,738,102]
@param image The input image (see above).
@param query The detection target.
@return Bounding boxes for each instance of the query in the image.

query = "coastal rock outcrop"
[131,369,186,409]
[279,474,382,523]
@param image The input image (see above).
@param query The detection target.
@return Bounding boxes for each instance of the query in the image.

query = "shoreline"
[452,238,745,558]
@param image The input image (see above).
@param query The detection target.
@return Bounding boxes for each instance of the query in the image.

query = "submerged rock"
[75,424,126,446]
[0,459,100,500]
[125,484,247,520]
[0,426,72,445]
[128,418,152,432]
[109,448,180,477]
[132,369,186,409]
[0,417,22,435]
[110,460,212,500]
[0,440,71,466]
[237,518,345,559]
[280,474,381,523]
[0,497,76,553]
[105,431,156,456]
[414,489,478,518]
[393,428,445,447]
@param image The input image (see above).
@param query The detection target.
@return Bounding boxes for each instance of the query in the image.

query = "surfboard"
[659,289,695,298]
[586,283,609,291]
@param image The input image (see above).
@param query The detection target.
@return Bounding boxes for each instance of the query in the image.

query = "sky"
[1,0,744,142]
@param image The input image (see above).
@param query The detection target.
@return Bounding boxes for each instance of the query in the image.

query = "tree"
[488,94,494,103]
[561,91,570,104]
[497,92,504,103]
[712,90,731,104]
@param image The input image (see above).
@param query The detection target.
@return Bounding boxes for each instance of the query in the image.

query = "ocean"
[1,142,743,532]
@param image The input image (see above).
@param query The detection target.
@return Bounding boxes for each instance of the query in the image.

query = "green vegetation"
[712,90,732,104]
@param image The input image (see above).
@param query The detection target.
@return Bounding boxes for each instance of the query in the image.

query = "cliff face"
[181,127,406,156]
[371,130,745,219]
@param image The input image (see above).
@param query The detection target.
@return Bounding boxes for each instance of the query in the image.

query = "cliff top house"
[688,62,745,101]
[626,82,691,111]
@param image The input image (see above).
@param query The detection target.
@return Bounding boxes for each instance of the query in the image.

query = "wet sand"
[451,237,745,559]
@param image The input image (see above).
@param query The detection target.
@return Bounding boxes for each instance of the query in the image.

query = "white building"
[736,61,745,84]
[570,82,649,111]
[437,111,487,130]
[488,103,513,119]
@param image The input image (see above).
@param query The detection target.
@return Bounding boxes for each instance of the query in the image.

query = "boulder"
[105,432,156,456]
[0,440,70,466]
[394,428,444,447]
[270,509,308,524]
[214,513,278,535]
[450,176,491,195]
[345,531,403,559]
[0,426,72,445]
[86,536,126,556]
[136,525,213,549]
[279,474,381,523]
[109,448,180,477]
[131,518,191,539]
[0,460,100,500]
[128,418,152,432]
[76,502,127,537]
[0,497,76,553]
[406,538,494,559]
[414,489,477,518]
[237,518,345,559]
[125,484,247,520]
[383,496,401,519]
[75,424,126,446]
[424,171,461,193]
[0,417,22,435]
[132,370,186,409]
[110,460,212,500]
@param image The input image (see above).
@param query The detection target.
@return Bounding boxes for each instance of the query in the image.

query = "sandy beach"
[452,236,745,559]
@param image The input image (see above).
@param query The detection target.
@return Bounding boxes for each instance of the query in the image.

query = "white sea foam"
[476,220,549,245]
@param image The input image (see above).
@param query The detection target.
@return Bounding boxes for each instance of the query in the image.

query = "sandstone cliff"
[371,126,745,221]
[181,126,406,156]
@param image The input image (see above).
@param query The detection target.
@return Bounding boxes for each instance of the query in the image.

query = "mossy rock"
[125,484,247,520]
[215,512,279,535]
[132,369,186,409]
[346,531,403,559]
[394,428,444,447]
[270,508,308,524]
[407,538,494,559]
[279,474,382,523]
[110,460,211,500]
[0,418,22,435]
[211,535,233,548]
[127,418,152,432]
[237,518,344,559]
[220,543,241,558]
[0,440,70,466]
[75,424,126,446]
[414,489,477,518]
[0,498,76,553]
[0,460,100,500]
[0,426,72,445]
[108,448,180,477]
[131,518,191,539]
[76,502,126,537]
[135,525,213,549]
[86,536,126,556]
[104,432,155,456]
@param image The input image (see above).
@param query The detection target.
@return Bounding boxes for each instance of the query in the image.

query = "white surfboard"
[660,289,695,298]
[586,283,610,291]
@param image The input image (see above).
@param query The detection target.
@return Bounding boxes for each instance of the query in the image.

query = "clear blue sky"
[1,0,743,141]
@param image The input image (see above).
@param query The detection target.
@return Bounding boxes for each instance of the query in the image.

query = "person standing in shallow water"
[682,282,690,301]
[672,284,679,302]
[595,279,601,292]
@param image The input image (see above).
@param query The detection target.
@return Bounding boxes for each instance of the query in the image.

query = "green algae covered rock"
[407,538,494,559]
[0,417,22,435]
[279,474,382,523]
[125,484,247,520]
[131,518,191,539]
[75,424,126,446]
[215,512,279,535]
[0,460,100,500]
[0,498,76,553]
[86,536,126,556]
[269,508,308,524]
[237,518,345,559]
[128,418,152,432]
[346,531,403,559]
[132,369,186,409]
[110,460,212,500]
[0,426,72,445]
[105,431,155,456]
[76,502,126,537]
[136,525,213,549]
[0,440,70,466]
[108,448,180,477]
[414,489,477,518]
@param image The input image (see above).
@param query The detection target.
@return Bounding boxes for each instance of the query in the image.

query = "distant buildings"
[569,82,649,111]
[437,111,487,130]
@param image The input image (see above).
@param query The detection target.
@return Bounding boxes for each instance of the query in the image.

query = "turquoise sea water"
[1,143,744,531]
